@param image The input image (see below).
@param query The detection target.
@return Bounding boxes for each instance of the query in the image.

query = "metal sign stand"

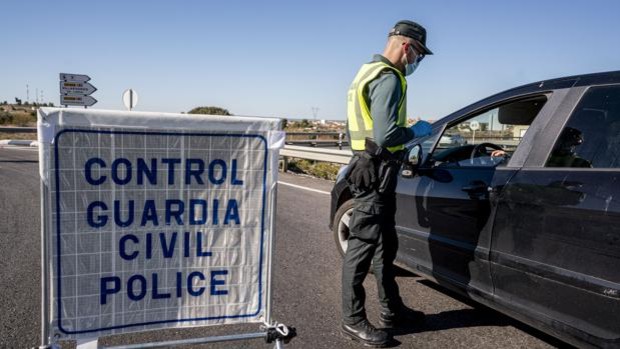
[39,143,295,349]
[99,323,296,349]
[39,179,53,349]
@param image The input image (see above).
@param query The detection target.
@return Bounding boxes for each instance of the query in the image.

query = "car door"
[492,85,620,345]
[395,94,549,298]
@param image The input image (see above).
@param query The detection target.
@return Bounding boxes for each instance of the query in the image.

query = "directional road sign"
[60,95,97,107]
[59,73,90,82]
[60,72,97,107]
[59,81,97,95]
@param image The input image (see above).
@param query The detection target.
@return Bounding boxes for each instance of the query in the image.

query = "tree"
[188,106,232,116]
[299,119,311,128]
[0,111,13,125]
[281,118,288,129]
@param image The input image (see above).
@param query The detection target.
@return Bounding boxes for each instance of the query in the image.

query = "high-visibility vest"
[347,61,408,152]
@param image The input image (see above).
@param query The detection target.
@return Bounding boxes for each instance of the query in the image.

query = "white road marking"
[278,181,331,195]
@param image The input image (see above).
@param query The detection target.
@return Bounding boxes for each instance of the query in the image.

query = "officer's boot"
[341,319,391,347]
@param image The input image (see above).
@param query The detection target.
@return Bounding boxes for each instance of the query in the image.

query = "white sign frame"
[37,108,284,345]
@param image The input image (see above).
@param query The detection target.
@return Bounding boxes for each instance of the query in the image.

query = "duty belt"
[363,137,403,162]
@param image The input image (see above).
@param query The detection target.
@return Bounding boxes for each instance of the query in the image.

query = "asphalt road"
[0,147,569,349]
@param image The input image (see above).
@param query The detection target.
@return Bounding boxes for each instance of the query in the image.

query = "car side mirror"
[401,144,423,178]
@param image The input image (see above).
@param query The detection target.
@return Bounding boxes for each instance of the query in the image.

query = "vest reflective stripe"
[347,61,408,152]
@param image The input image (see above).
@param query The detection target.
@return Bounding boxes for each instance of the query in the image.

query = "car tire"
[333,198,354,257]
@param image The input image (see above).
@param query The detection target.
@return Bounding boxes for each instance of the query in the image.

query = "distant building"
[512,125,528,139]
[408,117,436,125]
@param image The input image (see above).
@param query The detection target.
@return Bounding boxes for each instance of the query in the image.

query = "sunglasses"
[404,42,425,64]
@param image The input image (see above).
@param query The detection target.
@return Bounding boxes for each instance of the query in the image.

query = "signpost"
[59,73,97,108]
[37,108,294,348]
[470,120,480,144]
[122,89,138,111]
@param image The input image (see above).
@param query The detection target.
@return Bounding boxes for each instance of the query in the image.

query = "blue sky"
[1,0,619,120]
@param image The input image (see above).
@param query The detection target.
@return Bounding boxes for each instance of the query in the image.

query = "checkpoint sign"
[40,108,280,338]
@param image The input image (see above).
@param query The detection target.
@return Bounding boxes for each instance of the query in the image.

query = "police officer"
[342,20,433,347]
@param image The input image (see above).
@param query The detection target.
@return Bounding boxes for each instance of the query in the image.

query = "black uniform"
[342,55,414,325]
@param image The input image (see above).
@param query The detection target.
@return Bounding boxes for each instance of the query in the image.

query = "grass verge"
[286,158,341,180]
[0,132,37,140]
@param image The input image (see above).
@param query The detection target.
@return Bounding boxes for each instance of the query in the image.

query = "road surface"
[0,147,568,349]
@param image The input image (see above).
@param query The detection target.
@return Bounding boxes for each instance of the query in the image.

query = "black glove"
[346,153,377,190]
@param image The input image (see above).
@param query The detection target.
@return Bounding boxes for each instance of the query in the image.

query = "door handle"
[462,181,490,195]
[549,180,583,191]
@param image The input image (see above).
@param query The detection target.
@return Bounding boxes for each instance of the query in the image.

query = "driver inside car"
[490,149,509,158]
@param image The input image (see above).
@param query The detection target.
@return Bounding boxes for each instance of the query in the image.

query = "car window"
[431,95,548,168]
[405,125,442,165]
[546,85,620,168]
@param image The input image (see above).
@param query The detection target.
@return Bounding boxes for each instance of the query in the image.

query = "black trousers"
[341,182,404,325]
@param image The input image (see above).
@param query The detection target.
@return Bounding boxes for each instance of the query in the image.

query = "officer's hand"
[410,121,432,138]
[347,155,376,190]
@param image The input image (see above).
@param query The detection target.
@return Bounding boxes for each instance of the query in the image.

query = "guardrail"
[286,132,342,137]
[286,132,348,149]
[286,139,349,148]
[280,145,352,165]
[0,127,353,165]
[0,126,37,133]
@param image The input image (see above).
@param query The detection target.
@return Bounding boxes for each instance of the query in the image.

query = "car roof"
[437,70,620,125]
[500,70,620,96]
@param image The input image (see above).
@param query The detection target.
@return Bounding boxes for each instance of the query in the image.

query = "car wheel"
[333,199,354,256]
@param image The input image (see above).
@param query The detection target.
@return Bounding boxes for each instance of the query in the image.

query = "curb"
[0,139,39,147]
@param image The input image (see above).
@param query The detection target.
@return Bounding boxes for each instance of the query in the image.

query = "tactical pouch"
[348,203,384,242]
[377,160,400,194]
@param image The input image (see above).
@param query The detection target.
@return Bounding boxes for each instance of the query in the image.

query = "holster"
[364,138,403,194]
[377,160,400,194]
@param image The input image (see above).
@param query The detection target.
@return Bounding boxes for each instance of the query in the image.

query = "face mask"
[402,45,424,76]
[405,59,419,76]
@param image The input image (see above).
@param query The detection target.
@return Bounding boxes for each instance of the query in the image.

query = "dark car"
[330,71,620,348]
